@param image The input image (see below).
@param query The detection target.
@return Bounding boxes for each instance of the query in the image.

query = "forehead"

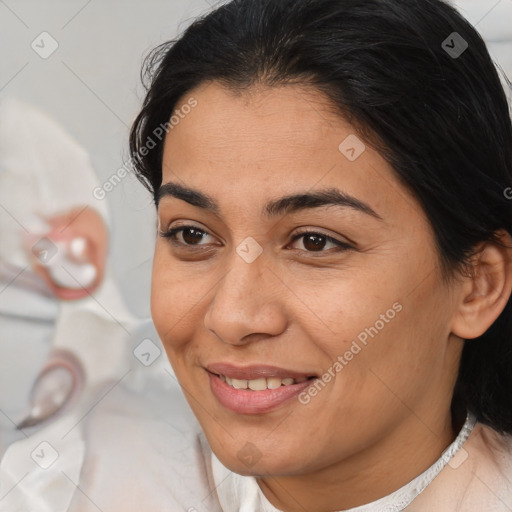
[160,82,420,224]
[164,82,345,158]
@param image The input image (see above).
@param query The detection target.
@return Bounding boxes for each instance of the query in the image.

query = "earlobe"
[451,230,512,340]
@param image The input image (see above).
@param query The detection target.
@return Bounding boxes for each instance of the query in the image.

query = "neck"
[257,408,456,512]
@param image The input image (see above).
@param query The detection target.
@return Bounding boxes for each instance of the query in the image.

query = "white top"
[1,369,511,512]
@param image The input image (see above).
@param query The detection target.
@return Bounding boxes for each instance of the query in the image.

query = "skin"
[151,82,512,511]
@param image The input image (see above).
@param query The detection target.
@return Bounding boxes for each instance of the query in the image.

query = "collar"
[212,411,477,512]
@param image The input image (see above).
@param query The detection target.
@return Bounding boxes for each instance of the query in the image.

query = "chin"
[208,436,308,477]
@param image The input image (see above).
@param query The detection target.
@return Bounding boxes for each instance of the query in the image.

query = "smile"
[206,364,318,414]
[219,374,310,390]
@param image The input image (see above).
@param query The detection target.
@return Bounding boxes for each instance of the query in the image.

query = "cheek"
[332,278,452,407]
[150,247,204,352]
[293,266,402,352]
[301,258,444,393]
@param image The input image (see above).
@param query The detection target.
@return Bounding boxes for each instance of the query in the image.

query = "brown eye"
[289,231,353,253]
[302,234,328,251]
[181,227,206,245]
[160,225,216,246]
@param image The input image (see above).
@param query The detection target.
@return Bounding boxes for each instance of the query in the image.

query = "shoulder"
[412,421,512,511]
[464,422,512,506]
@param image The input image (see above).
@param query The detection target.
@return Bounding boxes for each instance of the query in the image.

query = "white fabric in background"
[0,96,136,457]
[0,96,108,269]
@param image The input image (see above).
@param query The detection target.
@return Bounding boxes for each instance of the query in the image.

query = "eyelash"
[159,225,353,254]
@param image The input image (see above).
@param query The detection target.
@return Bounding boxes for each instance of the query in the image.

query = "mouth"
[217,373,315,390]
[205,363,318,414]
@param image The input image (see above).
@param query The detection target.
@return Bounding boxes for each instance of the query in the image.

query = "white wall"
[1,0,510,318]
[451,0,512,86]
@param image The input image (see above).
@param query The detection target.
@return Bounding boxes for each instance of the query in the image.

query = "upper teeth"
[221,375,306,390]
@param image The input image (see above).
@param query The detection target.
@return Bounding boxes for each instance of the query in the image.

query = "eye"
[160,225,217,247]
[288,230,353,253]
[160,224,353,254]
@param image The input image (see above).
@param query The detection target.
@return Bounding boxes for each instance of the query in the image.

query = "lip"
[206,363,317,415]
[206,363,315,381]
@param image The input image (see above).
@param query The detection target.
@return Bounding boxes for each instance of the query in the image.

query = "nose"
[203,248,288,346]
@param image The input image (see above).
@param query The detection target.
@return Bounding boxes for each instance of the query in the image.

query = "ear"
[451,230,512,340]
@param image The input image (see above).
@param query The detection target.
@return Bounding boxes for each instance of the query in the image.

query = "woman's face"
[152,82,464,479]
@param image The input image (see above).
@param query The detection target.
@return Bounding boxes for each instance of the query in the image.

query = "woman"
[127,0,512,510]
[10,0,507,510]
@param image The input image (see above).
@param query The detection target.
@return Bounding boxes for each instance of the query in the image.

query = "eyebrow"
[157,182,382,220]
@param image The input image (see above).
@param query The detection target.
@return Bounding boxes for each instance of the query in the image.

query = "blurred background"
[0,0,217,319]
[0,0,510,318]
